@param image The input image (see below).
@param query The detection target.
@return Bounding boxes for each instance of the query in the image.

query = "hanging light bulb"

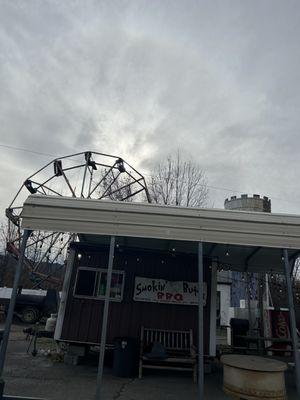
[225,245,230,257]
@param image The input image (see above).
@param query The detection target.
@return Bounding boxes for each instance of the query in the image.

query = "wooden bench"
[139,327,197,382]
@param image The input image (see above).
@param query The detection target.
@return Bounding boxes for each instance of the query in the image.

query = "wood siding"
[61,243,213,353]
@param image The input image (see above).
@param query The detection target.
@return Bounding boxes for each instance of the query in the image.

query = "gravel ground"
[1,325,298,399]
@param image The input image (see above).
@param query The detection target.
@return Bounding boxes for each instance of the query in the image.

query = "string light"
[225,245,230,257]
[106,251,300,304]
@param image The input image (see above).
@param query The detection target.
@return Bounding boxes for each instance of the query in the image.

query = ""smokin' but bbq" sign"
[133,277,207,306]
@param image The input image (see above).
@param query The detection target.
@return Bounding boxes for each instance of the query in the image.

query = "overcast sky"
[1,0,300,215]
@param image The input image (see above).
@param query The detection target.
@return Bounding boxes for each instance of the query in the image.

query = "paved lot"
[1,325,298,399]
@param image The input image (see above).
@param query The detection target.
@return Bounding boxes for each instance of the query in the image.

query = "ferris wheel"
[6,151,151,288]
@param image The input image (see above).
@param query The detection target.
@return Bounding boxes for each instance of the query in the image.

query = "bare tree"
[0,221,19,256]
[148,152,208,207]
[99,169,134,202]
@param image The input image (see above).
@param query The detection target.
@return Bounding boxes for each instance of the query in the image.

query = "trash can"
[113,337,138,377]
[230,318,249,348]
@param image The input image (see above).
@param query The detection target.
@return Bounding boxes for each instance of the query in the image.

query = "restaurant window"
[74,267,125,301]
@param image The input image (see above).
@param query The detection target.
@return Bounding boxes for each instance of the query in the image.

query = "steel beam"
[283,249,300,396]
[95,236,115,400]
[198,242,204,399]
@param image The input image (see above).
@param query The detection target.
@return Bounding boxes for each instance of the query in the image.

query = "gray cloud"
[1,0,300,216]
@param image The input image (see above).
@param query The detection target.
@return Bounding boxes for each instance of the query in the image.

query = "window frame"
[73,266,125,302]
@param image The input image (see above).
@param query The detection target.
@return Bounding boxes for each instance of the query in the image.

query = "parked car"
[0,287,59,324]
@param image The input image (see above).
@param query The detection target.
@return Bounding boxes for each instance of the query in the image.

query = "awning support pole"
[198,242,204,399]
[0,229,32,377]
[95,236,115,400]
[283,248,300,396]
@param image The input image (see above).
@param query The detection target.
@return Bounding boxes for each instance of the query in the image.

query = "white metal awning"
[20,194,300,273]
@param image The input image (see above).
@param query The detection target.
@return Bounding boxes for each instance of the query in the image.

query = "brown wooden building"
[12,194,300,398]
[55,239,217,356]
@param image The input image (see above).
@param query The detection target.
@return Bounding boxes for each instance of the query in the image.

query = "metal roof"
[20,194,300,272]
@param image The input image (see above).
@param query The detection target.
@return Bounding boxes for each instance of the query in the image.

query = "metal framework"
[1,196,300,398]
[5,151,150,287]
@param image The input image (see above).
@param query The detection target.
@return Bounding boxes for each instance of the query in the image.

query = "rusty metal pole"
[283,249,300,396]
[198,242,204,399]
[95,236,115,400]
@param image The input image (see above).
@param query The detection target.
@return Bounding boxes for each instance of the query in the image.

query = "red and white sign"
[270,309,291,353]
[133,277,207,306]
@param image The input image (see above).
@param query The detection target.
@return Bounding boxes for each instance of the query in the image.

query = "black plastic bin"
[113,337,138,377]
[230,318,249,347]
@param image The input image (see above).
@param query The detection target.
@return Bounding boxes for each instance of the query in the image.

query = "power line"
[0,143,81,165]
[140,172,300,207]
[0,143,58,158]
[1,142,299,207]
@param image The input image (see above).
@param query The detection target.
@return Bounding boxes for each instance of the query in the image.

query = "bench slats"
[142,327,192,350]
[139,326,197,383]
[143,365,194,372]
[142,356,195,363]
